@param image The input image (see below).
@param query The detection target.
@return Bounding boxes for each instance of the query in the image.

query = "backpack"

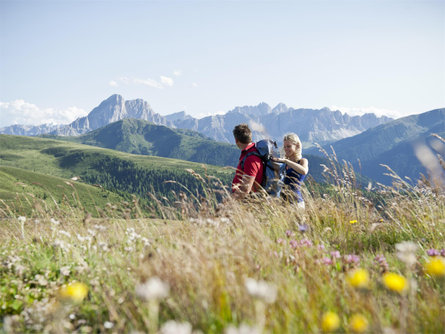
[240,139,286,197]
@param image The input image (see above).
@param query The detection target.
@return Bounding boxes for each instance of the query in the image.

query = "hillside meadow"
[0,135,444,333]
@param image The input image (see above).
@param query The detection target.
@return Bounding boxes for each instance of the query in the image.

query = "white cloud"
[173,70,182,76]
[330,105,403,119]
[0,100,86,128]
[192,82,198,88]
[113,75,174,89]
[160,76,174,87]
[134,78,164,89]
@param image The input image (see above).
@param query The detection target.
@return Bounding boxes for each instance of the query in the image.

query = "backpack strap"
[240,151,261,170]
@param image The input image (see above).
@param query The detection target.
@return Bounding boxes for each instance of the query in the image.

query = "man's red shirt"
[232,143,264,193]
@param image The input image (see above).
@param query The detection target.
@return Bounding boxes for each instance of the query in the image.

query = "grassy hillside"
[0,135,234,214]
[0,166,127,217]
[55,118,240,167]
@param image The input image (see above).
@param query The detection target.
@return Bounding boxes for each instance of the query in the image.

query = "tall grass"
[1,144,444,333]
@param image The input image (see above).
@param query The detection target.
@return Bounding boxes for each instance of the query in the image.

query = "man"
[232,124,264,198]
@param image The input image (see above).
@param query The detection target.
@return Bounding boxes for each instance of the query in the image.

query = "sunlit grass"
[1,143,444,333]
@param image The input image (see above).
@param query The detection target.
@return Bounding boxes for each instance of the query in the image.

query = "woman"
[273,133,309,208]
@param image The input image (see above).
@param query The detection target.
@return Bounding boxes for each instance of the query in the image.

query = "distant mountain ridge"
[307,108,445,184]
[0,94,393,145]
[61,118,240,167]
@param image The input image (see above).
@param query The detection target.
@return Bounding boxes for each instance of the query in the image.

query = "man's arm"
[232,174,256,199]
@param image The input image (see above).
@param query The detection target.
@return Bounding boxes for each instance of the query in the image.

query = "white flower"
[60,266,71,276]
[18,216,26,223]
[396,241,418,267]
[159,320,192,334]
[244,278,277,304]
[58,230,71,238]
[104,321,114,329]
[135,277,169,301]
[50,218,60,225]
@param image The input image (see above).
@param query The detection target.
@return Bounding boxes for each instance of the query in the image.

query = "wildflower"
[441,249,445,257]
[349,220,357,224]
[321,311,340,332]
[50,218,60,225]
[289,240,298,249]
[159,320,192,334]
[135,277,169,301]
[18,216,26,223]
[244,278,277,304]
[322,257,334,265]
[59,282,88,303]
[276,238,284,245]
[382,272,408,293]
[331,251,341,259]
[424,257,445,277]
[427,249,440,257]
[104,321,114,329]
[346,268,370,289]
[344,254,360,264]
[298,224,309,233]
[374,254,389,273]
[60,266,71,276]
[300,238,313,247]
[395,241,418,267]
[285,230,295,238]
[349,314,369,333]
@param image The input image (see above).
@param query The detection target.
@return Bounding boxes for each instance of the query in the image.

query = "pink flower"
[277,238,284,245]
[330,251,341,259]
[344,254,360,264]
[322,257,334,265]
[427,249,440,257]
[300,239,313,247]
[289,240,298,249]
[286,230,295,238]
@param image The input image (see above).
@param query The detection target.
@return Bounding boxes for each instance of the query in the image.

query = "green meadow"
[0,134,444,333]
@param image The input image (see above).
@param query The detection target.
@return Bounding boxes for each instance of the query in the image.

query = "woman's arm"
[273,157,309,175]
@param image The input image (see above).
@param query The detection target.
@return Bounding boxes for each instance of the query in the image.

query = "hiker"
[231,124,264,198]
[272,133,308,208]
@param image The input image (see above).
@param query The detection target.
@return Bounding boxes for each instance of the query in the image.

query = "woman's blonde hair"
[283,133,302,161]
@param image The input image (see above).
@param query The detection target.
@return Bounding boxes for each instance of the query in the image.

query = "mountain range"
[308,108,445,185]
[0,94,392,146]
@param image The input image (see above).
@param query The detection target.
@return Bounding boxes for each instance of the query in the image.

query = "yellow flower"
[59,282,88,303]
[349,314,369,333]
[349,220,358,224]
[321,311,340,332]
[382,272,408,293]
[346,268,370,289]
[424,257,445,277]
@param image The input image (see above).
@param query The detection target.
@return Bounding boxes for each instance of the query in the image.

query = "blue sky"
[0,0,444,127]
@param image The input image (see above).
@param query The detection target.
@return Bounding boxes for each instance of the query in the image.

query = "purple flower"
[277,238,284,245]
[322,257,334,265]
[330,251,341,259]
[300,238,313,247]
[298,224,309,233]
[427,249,440,257]
[286,230,295,238]
[441,249,445,257]
[374,254,389,273]
[318,244,326,251]
[344,254,360,264]
[289,240,298,249]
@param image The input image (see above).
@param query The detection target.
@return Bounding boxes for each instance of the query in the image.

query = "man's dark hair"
[233,124,252,144]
